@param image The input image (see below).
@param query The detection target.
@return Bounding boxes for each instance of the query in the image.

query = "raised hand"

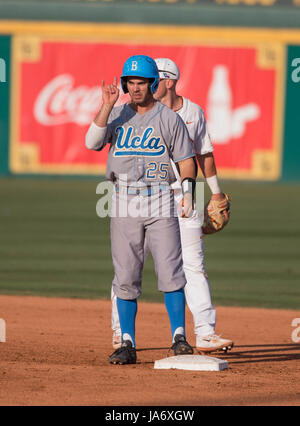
[101,77,120,107]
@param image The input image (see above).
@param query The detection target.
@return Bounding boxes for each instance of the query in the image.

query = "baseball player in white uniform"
[85,55,196,364]
[110,58,233,354]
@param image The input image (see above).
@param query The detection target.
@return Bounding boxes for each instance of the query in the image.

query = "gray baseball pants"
[110,190,186,300]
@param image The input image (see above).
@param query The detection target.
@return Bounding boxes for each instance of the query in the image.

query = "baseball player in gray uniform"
[110,58,233,355]
[85,55,196,365]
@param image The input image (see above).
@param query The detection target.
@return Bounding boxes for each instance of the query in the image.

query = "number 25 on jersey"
[146,162,169,181]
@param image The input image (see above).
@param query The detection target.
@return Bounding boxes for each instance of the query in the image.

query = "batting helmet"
[121,55,159,94]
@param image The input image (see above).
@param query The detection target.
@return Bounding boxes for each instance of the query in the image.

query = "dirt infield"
[0,295,299,406]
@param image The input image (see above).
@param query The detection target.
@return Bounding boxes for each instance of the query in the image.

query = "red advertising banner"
[10,32,283,179]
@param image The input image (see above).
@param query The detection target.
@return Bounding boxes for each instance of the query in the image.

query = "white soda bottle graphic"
[207,65,232,144]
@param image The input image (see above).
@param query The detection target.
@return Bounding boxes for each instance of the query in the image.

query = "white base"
[0,319,6,342]
[154,355,228,371]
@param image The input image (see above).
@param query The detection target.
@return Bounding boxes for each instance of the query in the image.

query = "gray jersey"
[101,101,194,185]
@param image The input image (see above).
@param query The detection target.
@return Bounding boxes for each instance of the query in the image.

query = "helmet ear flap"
[151,79,159,94]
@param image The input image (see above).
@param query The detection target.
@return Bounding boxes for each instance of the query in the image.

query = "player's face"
[126,78,152,105]
[153,79,168,101]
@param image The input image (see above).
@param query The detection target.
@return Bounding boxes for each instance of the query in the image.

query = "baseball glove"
[202,193,231,235]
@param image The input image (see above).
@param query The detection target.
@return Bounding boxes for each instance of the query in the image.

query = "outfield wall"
[1,0,300,28]
[0,35,10,176]
[0,2,300,180]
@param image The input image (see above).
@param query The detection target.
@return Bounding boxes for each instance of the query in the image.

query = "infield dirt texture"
[0,295,299,406]
[0,179,299,406]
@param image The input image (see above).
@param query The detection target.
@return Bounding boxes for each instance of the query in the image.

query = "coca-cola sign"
[34,74,100,126]
[33,74,129,126]
[14,40,278,178]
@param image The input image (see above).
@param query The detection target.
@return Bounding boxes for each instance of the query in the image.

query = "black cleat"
[171,334,194,356]
[109,340,137,365]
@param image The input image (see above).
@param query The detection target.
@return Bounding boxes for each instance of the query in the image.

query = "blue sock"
[116,297,137,347]
[164,289,186,340]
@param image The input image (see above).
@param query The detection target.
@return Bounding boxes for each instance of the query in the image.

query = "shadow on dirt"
[206,343,300,365]
[137,343,300,365]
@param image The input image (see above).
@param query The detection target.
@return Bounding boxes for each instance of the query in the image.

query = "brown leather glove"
[202,193,231,235]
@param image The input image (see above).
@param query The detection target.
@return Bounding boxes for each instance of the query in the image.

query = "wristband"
[181,177,196,199]
[206,175,222,195]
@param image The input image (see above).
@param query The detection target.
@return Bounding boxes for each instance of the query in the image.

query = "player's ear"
[165,79,175,90]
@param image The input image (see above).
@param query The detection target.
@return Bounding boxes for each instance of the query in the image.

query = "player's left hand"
[179,193,193,218]
[202,193,231,234]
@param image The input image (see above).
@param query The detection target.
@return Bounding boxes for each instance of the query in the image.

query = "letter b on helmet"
[131,61,138,71]
[121,55,159,94]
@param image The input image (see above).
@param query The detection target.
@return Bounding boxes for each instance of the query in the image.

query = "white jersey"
[171,97,214,195]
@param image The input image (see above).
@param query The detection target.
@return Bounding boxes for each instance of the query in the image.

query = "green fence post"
[282,45,300,181]
[0,35,10,176]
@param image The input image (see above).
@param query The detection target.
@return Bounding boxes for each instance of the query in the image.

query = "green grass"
[0,177,299,310]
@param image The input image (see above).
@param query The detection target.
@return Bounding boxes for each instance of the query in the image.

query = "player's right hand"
[179,193,193,218]
[101,77,120,106]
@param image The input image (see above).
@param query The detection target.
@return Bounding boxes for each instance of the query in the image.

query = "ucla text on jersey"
[113,126,166,157]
